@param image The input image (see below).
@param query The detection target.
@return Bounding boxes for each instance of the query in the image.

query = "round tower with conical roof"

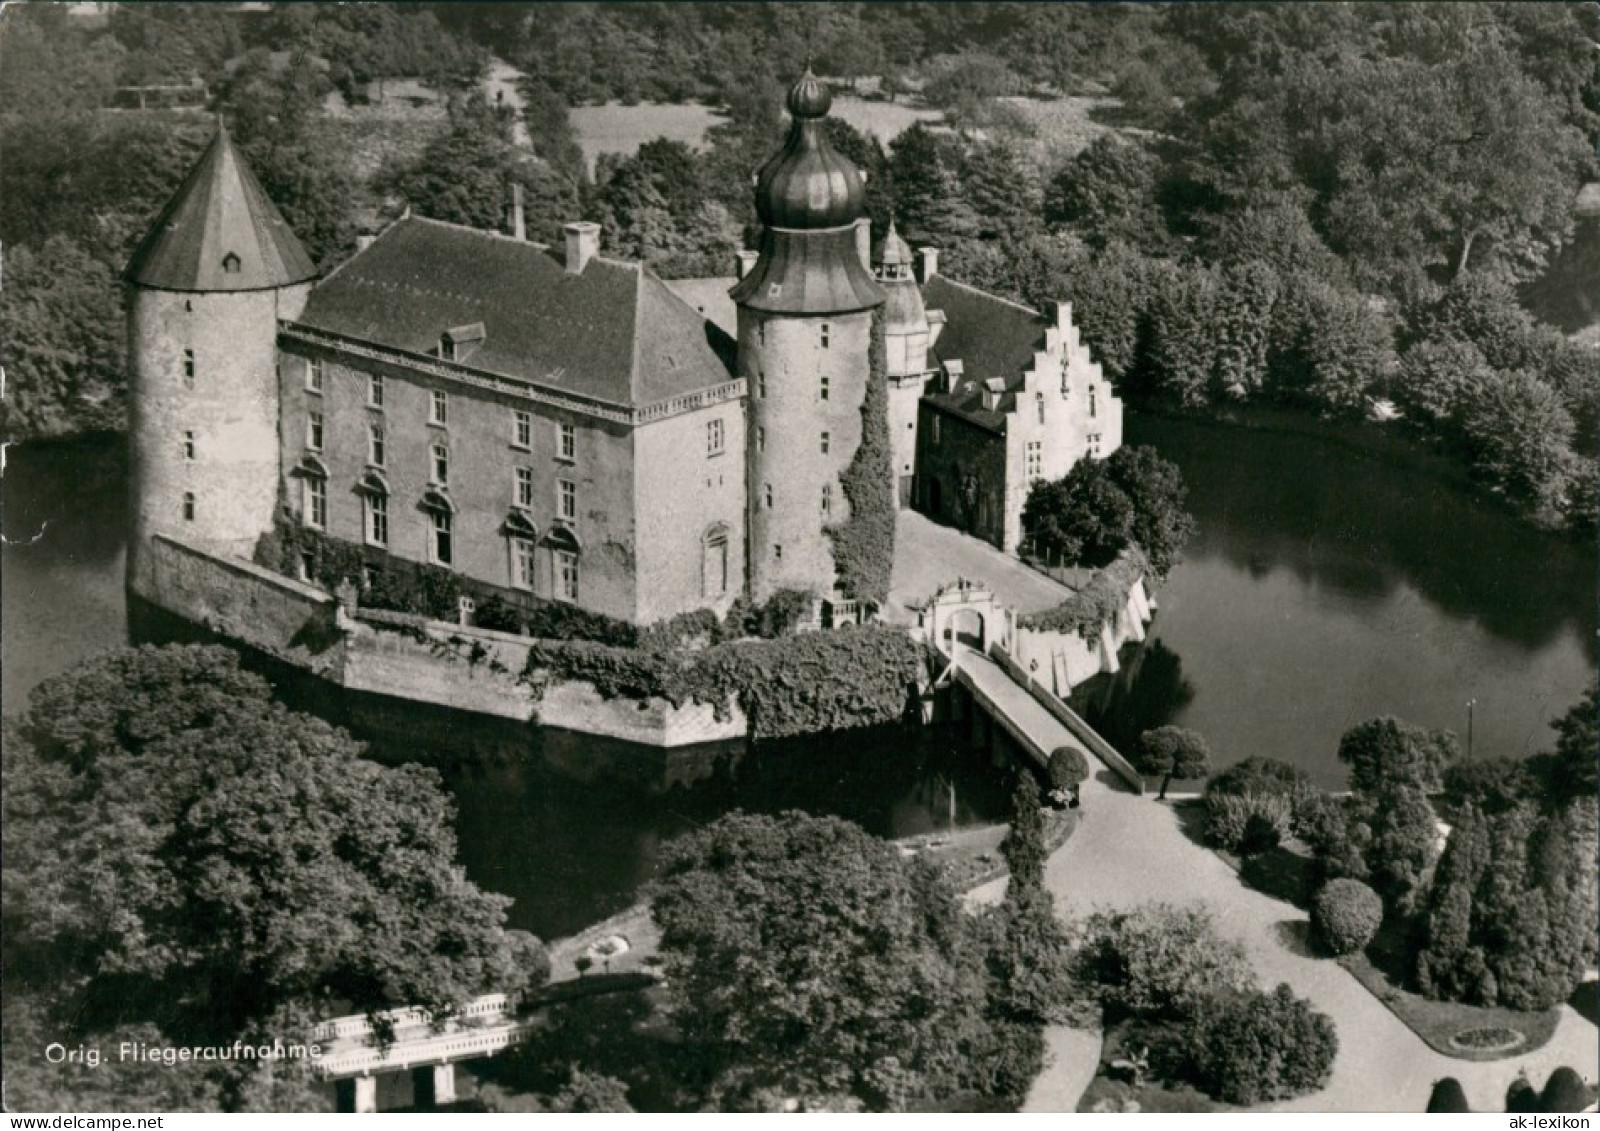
[124,119,317,600]
[730,70,886,602]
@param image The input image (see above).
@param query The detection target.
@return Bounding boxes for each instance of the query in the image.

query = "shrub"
[1507,1076,1540,1113]
[1426,1078,1470,1113]
[1047,747,1090,791]
[1538,1067,1592,1113]
[1000,772,1047,890]
[1206,756,1311,802]
[1311,879,1383,956]
[1177,984,1338,1105]
[1205,790,1292,856]
[1337,717,1459,795]
[1076,903,1252,1021]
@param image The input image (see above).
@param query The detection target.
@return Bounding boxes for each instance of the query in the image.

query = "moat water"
[3,415,1593,937]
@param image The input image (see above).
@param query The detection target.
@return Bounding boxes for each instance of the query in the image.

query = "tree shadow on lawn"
[1271,919,1319,959]
[1569,980,1598,1027]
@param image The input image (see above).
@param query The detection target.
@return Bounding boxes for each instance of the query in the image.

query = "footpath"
[973,775,1599,1113]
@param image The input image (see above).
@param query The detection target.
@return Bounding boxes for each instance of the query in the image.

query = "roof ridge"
[926,274,1042,319]
[629,264,647,401]
[407,213,553,252]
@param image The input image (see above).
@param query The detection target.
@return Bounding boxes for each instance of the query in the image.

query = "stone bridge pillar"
[335,1075,378,1114]
[413,1063,457,1108]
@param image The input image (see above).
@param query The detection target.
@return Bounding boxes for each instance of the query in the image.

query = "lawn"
[569,101,726,177]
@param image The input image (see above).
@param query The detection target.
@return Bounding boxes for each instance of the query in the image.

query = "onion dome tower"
[124,118,317,601]
[731,68,886,601]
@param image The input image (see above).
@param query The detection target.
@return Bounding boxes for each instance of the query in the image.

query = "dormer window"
[221,252,241,274]
[439,322,486,364]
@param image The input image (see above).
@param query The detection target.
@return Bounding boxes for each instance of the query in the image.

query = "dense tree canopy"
[3,646,537,1110]
[1022,445,1195,578]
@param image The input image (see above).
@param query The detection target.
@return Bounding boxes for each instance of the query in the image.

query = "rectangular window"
[432,444,449,484]
[558,478,576,521]
[554,549,579,602]
[431,509,453,566]
[1089,388,1097,418]
[430,389,448,425]
[515,467,534,509]
[304,477,326,529]
[183,349,196,384]
[511,537,536,590]
[820,431,830,455]
[931,415,941,445]
[704,531,728,597]
[774,543,782,561]
[307,357,324,392]
[514,410,532,449]
[821,484,832,516]
[820,375,830,401]
[182,492,195,521]
[307,411,324,451]
[757,426,765,452]
[367,493,388,546]
[820,323,830,349]
[707,418,724,455]
[368,373,385,408]
[183,430,195,460]
[1087,432,1102,457]
[764,484,773,509]
[558,422,575,461]
[369,424,385,467]
[1026,440,1043,483]
[758,372,767,399]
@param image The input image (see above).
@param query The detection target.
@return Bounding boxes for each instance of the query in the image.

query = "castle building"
[124,75,1121,628]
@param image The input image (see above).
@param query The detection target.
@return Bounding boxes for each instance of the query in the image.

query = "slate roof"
[125,121,317,292]
[295,218,736,408]
[920,275,1049,431]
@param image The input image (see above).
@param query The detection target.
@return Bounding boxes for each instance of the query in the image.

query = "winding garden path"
[976,776,1599,1112]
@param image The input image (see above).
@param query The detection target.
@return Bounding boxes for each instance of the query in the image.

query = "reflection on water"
[1080,415,1597,789]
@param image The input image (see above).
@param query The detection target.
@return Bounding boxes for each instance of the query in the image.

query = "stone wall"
[915,405,1008,547]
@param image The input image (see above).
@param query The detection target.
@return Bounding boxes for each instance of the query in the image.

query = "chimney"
[854,217,872,272]
[918,246,939,283]
[1053,300,1072,330]
[736,249,760,279]
[509,183,526,241]
[564,221,600,274]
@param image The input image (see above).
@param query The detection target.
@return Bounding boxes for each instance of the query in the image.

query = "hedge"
[1017,547,1148,639]
[255,512,812,649]
[1310,878,1382,956]
[523,624,926,739]
[1205,790,1293,855]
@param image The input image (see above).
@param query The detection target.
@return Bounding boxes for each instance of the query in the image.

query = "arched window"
[703,523,730,597]
[545,527,581,603]
[296,456,329,531]
[504,511,539,591]
[422,488,455,567]
[358,472,391,547]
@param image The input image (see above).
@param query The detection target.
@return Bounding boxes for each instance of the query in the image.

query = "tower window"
[821,483,832,516]
[1026,440,1043,483]
[820,431,830,455]
[774,543,782,561]
[366,492,388,546]
[758,372,767,399]
[183,349,195,384]
[307,358,324,392]
[764,483,773,509]
[558,478,576,521]
[516,466,534,508]
[369,424,385,467]
[820,375,830,401]
[304,477,326,530]
[368,373,384,408]
[703,526,729,597]
[430,390,448,425]
[430,508,453,566]
[558,422,575,461]
[757,426,765,452]
[431,444,449,484]
[182,492,195,521]
[820,323,830,349]
[222,252,241,274]
[1089,388,1097,418]
[183,431,195,460]
[707,418,724,455]
[1087,432,1102,457]
[514,410,532,450]
[306,412,324,452]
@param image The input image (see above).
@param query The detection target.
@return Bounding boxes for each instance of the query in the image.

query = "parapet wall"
[135,538,749,746]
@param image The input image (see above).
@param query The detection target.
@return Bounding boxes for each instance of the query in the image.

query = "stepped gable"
[920,275,1049,429]
[125,119,317,292]
[295,217,736,407]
